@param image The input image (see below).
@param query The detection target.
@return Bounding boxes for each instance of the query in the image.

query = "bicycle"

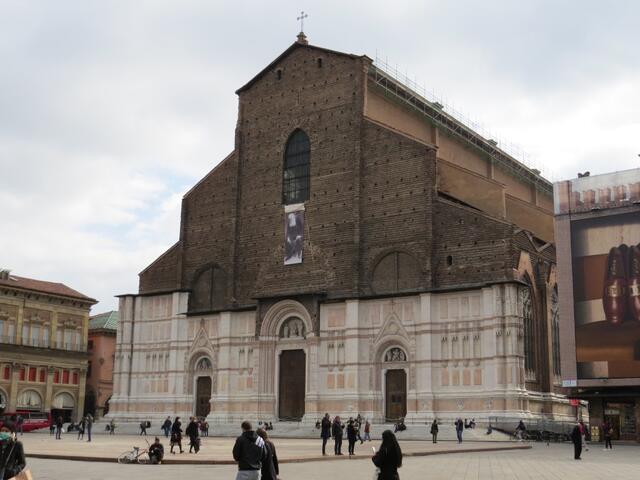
[117,440,150,464]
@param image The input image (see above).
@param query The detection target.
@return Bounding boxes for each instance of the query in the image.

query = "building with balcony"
[0,269,96,422]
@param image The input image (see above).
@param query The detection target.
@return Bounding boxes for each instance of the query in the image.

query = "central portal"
[278,349,306,421]
[195,376,212,418]
[385,369,407,422]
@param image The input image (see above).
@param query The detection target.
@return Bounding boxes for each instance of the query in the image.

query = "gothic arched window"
[520,285,535,380]
[283,130,310,205]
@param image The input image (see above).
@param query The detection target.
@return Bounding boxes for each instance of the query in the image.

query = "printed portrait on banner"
[284,210,304,265]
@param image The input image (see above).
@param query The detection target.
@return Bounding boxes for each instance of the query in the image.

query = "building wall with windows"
[109,36,571,424]
[85,311,117,419]
[0,271,96,421]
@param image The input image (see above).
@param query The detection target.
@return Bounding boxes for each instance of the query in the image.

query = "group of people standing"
[319,413,371,456]
[233,420,402,480]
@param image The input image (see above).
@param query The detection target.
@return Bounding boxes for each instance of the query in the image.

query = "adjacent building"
[0,269,96,421]
[555,168,640,441]
[110,35,573,424]
[85,310,118,418]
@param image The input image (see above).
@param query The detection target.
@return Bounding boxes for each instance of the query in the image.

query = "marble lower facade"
[108,283,575,424]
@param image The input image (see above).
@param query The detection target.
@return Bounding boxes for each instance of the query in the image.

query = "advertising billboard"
[555,168,640,381]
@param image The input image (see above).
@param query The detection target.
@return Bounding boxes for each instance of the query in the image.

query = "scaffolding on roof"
[369,57,553,196]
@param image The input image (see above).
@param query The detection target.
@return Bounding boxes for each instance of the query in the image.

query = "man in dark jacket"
[571,423,582,460]
[332,416,344,455]
[455,418,464,443]
[185,417,200,453]
[232,421,265,480]
[320,413,331,456]
[148,437,164,464]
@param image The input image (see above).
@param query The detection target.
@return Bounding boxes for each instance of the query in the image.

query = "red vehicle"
[0,411,51,432]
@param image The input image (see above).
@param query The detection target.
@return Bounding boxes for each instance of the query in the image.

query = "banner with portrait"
[284,209,304,265]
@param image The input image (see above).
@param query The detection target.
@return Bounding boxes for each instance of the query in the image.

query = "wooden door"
[279,349,306,421]
[385,369,407,422]
[196,376,212,417]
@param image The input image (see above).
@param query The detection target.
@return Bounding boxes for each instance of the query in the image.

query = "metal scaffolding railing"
[370,56,554,195]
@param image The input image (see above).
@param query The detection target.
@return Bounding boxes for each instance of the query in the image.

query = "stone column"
[16,304,24,346]
[8,362,20,411]
[44,366,55,411]
[77,367,87,419]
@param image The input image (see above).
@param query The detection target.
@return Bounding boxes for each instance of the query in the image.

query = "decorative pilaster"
[77,367,87,419]
[44,366,55,411]
[8,362,20,411]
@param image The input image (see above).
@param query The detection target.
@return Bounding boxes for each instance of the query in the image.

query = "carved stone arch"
[369,248,424,294]
[186,349,216,395]
[373,312,411,353]
[260,299,313,339]
[188,262,227,313]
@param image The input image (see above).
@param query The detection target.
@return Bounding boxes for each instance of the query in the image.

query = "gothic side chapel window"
[384,347,407,362]
[520,286,536,379]
[283,129,310,205]
[551,285,561,377]
[280,317,306,339]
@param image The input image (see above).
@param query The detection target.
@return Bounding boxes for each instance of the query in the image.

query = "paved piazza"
[20,436,640,480]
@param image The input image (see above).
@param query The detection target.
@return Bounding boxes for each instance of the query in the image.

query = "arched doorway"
[195,377,212,417]
[51,392,75,422]
[17,389,42,413]
[0,388,7,415]
[385,369,407,422]
[278,349,306,421]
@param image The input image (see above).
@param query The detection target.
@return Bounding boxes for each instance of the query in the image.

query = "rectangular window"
[72,371,78,384]
[28,367,36,382]
[8,322,15,341]
[88,340,94,351]
[87,361,92,378]
[63,329,73,350]
[31,324,40,346]
[0,319,4,337]
[19,367,25,381]
[43,327,49,348]
[56,329,63,349]
[22,324,29,343]
[39,369,45,383]
[3,365,10,380]
[62,370,70,384]
[53,370,60,383]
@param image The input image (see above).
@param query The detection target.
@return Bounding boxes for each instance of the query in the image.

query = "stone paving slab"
[21,433,526,464]
[24,443,640,480]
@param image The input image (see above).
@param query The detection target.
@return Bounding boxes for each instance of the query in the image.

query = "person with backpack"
[161,417,172,438]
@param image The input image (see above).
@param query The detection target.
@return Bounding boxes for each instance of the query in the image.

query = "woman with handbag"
[0,421,28,480]
[372,430,402,480]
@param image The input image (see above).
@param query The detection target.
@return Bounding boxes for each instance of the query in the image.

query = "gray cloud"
[1,0,638,311]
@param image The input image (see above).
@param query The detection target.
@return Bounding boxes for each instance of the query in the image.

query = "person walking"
[332,416,344,455]
[430,419,438,443]
[108,418,116,435]
[162,417,172,438]
[203,421,209,437]
[256,428,279,480]
[579,420,589,451]
[140,420,148,436]
[347,418,357,456]
[85,414,93,442]
[55,416,63,440]
[170,417,183,454]
[454,418,463,443]
[603,421,613,450]
[372,430,402,480]
[186,417,200,454]
[320,413,331,456]
[0,421,27,480]
[77,417,85,440]
[571,423,582,460]
[232,421,266,480]
[363,419,371,442]
[15,415,24,437]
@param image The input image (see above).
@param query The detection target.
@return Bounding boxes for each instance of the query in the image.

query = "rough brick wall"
[233,47,368,303]
[139,243,180,293]
[359,121,436,294]
[432,198,513,288]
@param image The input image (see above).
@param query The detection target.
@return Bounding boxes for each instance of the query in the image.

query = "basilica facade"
[109,35,573,424]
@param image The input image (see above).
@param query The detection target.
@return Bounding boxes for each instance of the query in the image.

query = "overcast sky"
[1,0,639,312]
